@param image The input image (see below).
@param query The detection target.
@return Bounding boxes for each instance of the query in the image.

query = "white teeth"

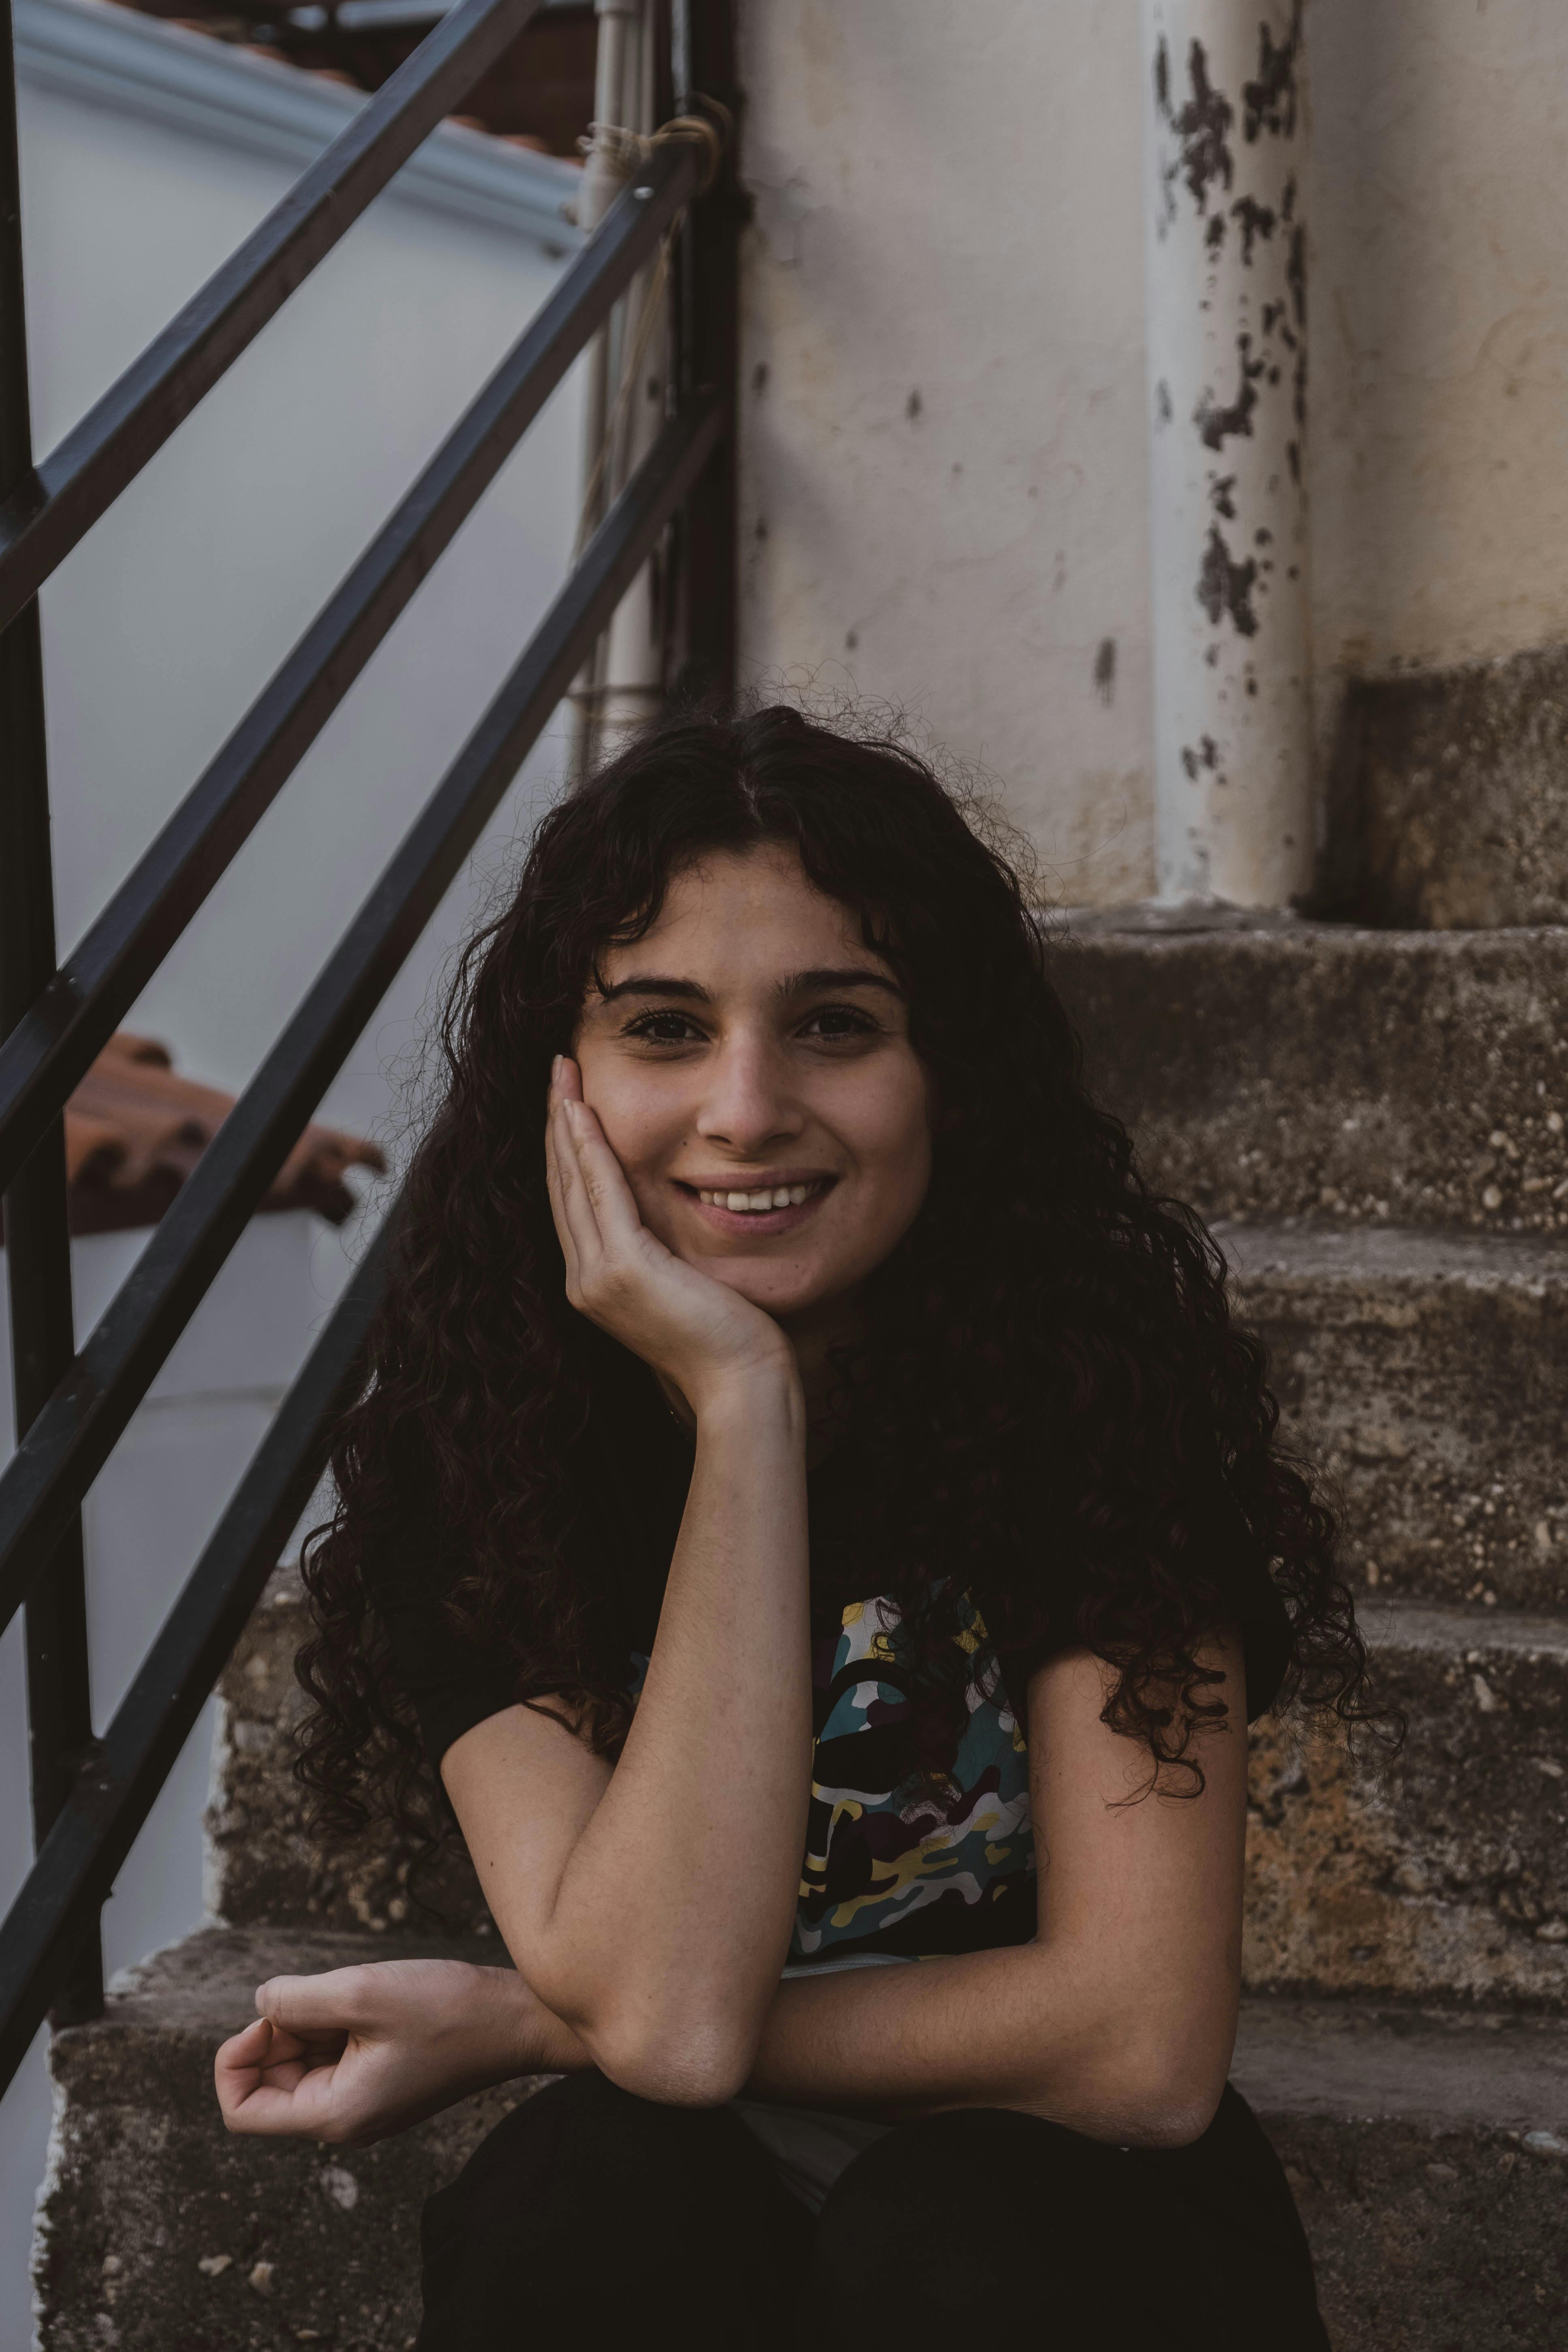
[695,1181,822,1211]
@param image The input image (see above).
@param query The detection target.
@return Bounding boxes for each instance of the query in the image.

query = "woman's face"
[571,843,933,1326]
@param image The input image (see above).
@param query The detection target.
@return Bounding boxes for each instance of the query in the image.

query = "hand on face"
[558,844,933,1352]
[546,1055,797,1409]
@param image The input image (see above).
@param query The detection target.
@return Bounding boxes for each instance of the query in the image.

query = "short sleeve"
[991,1477,1293,1725]
[362,1478,521,1778]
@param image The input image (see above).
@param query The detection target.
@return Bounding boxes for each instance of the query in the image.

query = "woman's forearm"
[452,1365,814,2099]
[744,1942,1237,2149]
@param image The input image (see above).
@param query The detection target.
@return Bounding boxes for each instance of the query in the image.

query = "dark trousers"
[418,2070,1328,2350]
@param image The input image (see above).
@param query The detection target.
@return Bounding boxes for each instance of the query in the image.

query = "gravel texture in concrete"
[1220,1221,1568,1608]
[1051,921,1568,1233]
[1319,642,1568,931]
[34,1930,539,2352]
[1235,1996,1568,2350]
[207,1573,493,1939]
[35,1941,1568,2352]
[1245,1602,1568,2005]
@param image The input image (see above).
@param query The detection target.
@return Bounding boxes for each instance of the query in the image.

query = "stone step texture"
[207,1567,493,1941]
[36,1930,1568,2352]
[34,1929,531,2352]
[215,1579,1568,2012]
[1316,641,1568,931]
[1245,1601,1568,2005]
[1222,1222,1568,1610]
[1051,917,1568,1233]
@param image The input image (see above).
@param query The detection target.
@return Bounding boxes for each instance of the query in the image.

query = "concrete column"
[1140,0,1312,907]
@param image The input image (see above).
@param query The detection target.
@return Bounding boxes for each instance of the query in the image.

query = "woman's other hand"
[213,1958,585,2147]
[545,1056,796,1412]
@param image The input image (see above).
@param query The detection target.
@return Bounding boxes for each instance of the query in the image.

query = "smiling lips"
[684,1176,833,1218]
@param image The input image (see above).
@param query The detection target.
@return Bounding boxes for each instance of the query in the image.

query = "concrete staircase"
[31,918,1568,2348]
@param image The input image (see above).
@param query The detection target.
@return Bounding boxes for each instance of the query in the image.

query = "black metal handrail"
[0,131,701,1201]
[0,1218,396,2091]
[0,0,738,2094]
[0,388,722,1643]
[0,0,546,632]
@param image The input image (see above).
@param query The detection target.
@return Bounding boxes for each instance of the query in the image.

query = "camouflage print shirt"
[628,1584,1040,1970]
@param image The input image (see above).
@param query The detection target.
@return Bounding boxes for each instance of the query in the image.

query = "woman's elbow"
[583,2006,757,2109]
[1110,2053,1229,2149]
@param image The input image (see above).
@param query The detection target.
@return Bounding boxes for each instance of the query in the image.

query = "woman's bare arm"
[739,1632,1248,2147]
[442,1373,811,2105]
[438,1067,814,2105]
[220,1632,1245,2143]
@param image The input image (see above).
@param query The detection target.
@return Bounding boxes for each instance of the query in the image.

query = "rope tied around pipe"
[568,102,730,232]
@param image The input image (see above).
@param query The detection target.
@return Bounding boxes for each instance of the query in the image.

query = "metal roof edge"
[14,0,586,254]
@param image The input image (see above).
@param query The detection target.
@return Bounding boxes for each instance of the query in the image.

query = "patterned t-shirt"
[372,1373,1289,1973]
[625,1586,1038,1968]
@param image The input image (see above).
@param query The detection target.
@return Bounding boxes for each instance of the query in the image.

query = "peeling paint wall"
[738,0,1568,905]
[1308,0,1568,687]
[737,0,1156,906]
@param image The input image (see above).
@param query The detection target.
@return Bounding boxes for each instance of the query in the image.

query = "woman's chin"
[693,1254,843,1324]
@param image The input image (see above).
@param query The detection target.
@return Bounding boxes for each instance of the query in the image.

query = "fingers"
[216,2013,342,2139]
[256,1969,367,2039]
[561,1099,646,1251]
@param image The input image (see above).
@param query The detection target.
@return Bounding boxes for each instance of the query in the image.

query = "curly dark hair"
[297,704,1369,1839]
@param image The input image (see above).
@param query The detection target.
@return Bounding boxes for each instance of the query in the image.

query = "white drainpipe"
[568,0,663,778]
[1140,0,1312,908]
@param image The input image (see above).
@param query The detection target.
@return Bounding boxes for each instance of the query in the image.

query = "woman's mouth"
[676,1175,836,1233]
[694,1178,828,1213]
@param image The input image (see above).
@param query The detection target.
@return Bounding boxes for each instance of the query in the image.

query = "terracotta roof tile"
[55,1033,386,1237]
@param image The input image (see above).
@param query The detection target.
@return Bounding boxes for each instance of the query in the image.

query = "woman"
[215,707,1361,2350]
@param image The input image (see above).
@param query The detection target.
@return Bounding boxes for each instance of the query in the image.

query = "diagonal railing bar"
[0,137,700,1200]
[0,1213,395,2098]
[0,0,547,633]
[0,391,723,1640]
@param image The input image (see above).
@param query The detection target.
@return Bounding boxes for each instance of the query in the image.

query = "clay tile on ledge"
[57,1032,387,1239]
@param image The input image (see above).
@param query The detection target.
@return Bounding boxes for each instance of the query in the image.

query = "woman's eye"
[624,1010,704,1045]
[801,1004,878,1041]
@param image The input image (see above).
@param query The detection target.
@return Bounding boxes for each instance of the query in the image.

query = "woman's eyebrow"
[594,974,711,1003]
[779,966,905,999]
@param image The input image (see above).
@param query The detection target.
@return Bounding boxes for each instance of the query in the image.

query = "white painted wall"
[738,0,1158,906]
[1308,0,1568,680]
[2,11,587,2339]
[737,0,1568,903]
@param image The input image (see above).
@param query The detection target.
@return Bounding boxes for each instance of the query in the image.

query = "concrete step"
[1317,640,1568,931]
[33,1926,536,2352]
[219,1581,1568,2012]
[1245,1600,1568,2007]
[1052,915,1568,1233]
[32,1928,1568,2350]
[1221,1221,1568,1610]
[1230,1995,1568,2351]
[207,1566,493,1939]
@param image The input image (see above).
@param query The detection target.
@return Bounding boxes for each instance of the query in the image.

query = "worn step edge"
[1220,1218,1568,1288]
[1048,918,1568,1236]
[34,1928,543,2352]
[1233,1995,1568,2142]
[36,1936,1568,2352]
[1362,1595,1568,1662]
[1219,1223,1568,1608]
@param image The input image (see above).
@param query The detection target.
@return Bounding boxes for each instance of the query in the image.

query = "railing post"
[0,0,102,2025]
[669,0,738,705]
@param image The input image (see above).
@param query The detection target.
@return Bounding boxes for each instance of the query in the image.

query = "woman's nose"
[693,1038,805,1156]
